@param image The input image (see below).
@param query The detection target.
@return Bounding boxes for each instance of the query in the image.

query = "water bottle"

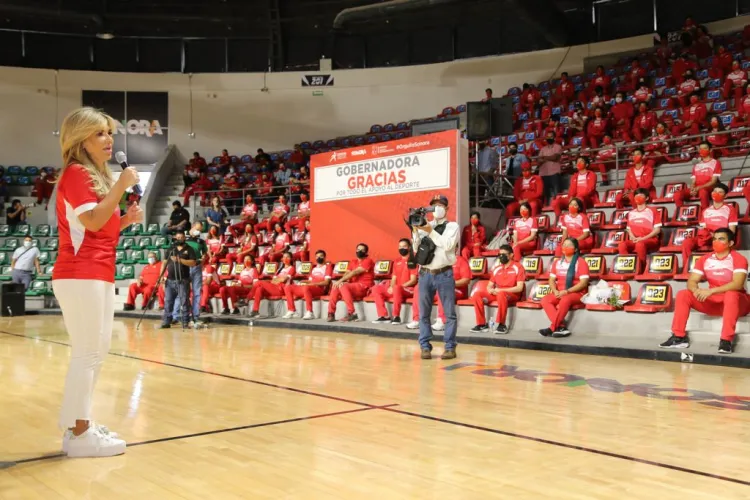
[489,320,496,331]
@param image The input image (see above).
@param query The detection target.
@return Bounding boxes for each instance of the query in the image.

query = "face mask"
[522,170,531,178]
[711,122,719,129]
[23,241,31,248]
[175,239,185,245]
[148,257,156,265]
[595,111,602,118]
[509,149,517,155]
[711,191,725,202]
[471,219,480,226]
[690,96,699,104]
[191,229,200,237]
[498,254,510,265]
[699,149,710,158]
[562,246,576,257]
[282,257,291,265]
[316,257,325,264]
[633,153,643,163]
[568,206,579,215]
[576,161,586,171]
[356,250,367,259]
[398,248,410,256]
[434,205,446,220]
[520,208,530,217]
[712,240,729,253]
[634,194,647,205]
[546,138,554,144]
[615,97,622,104]
[603,137,612,145]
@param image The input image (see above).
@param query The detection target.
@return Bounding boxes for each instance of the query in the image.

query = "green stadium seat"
[3,239,18,251]
[138,237,152,249]
[0,225,10,237]
[150,236,169,250]
[115,250,125,264]
[0,266,12,281]
[38,251,50,265]
[125,249,144,264]
[145,223,160,235]
[24,166,40,176]
[33,224,50,237]
[37,264,54,281]
[0,252,7,266]
[12,224,30,237]
[30,238,40,248]
[115,264,135,281]
[117,237,135,251]
[51,227,58,237]
[41,238,58,251]
[26,280,50,296]
[122,223,143,236]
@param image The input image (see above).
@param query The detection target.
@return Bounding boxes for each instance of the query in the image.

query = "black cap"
[430,194,449,207]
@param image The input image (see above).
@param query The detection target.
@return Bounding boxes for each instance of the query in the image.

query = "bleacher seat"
[635,253,678,281]
[0,225,9,237]
[583,255,607,280]
[145,223,160,235]
[667,205,700,227]
[601,210,630,230]
[0,253,6,266]
[587,211,605,230]
[659,227,697,253]
[592,230,626,255]
[675,252,707,281]
[624,283,673,313]
[728,176,750,199]
[374,260,393,281]
[123,224,143,236]
[585,282,631,312]
[117,237,136,251]
[534,234,563,256]
[521,256,543,280]
[295,261,312,279]
[115,250,125,264]
[26,280,52,296]
[137,237,152,250]
[517,282,554,309]
[468,257,489,279]
[3,239,18,251]
[601,255,639,281]
[115,265,135,281]
[33,224,50,237]
[653,182,686,204]
[12,225,30,237]
[149,237,169,250]
[594,189,623,208]
[332,261,348,280]
[0,266,11,281]
[37,264,54,281]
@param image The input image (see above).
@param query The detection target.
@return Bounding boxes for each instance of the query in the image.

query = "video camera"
[407,206,435,227]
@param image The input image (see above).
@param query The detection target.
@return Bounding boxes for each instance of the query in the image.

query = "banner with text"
[310,130,467,263]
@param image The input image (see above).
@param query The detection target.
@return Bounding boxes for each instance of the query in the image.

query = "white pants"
[53,279,115,430]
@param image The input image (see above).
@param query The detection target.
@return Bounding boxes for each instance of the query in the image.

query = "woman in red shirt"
[615,148,656,209]
[617,188,662,273]
[53,107,142,457]
[706,116,729,158]
[511,202,538,261]
[227,223,257,264]
[249,251,297,317]
[260,222,291,266]
[555,198,594,257]
[206,226,226,265]
[540,238,590,337]
[460,212,487,260]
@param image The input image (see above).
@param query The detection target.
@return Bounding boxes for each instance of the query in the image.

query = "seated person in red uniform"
[469,244,525,335]
[259,223,291,266]
[723,60,747,106]
[615,148,656,209]
[406,255,471,331]
[706,116,729,157]
[229,194,258,239]
[199,263,221,313]
[285,192,311,233]
[553,156,599,217]
[511,202,538,261]
[220,255,259,315]
[644,122,671,169]
[633,78,653,105]
[555,198,594,257]
[671,92,707,137]
[590,135,617,185]
[675,71,700,108]
[227,223,257,264]
[370,239,418,325]
[618,188,662,273]
[506,162,543,217]
[326,243,375,322]
[673,142,722,210]
[632,102,657,142]
[681,183,737,266]
[259,195,290,232]
[123,251,161,311]
[586,107,610,149]
[292,219,311,262]
[610,91,634,142]
[205,227,226,265]
[540,238,590,338]
[248,252,296,318]
[460,212,487,260]
[661,228,749,354]
[283,249,333,320]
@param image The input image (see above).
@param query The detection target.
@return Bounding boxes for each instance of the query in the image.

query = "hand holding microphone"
[115,151,142,195]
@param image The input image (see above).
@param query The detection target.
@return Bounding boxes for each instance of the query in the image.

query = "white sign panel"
[314,148,450,203]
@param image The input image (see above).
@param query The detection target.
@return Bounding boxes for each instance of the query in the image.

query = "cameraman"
[411,194,460,360]
[159,230,197,329]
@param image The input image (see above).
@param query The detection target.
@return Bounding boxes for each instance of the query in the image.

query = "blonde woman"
[53,107,142,457]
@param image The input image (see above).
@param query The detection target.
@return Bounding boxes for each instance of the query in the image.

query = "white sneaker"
[282,311,296,319]
[303,311,315,320]
[405,321,419,329]
[64,426,126,458]
[432,319,445,331]
[62,424,118,453]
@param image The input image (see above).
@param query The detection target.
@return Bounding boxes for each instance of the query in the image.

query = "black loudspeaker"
[490,97,514,136]
[0,283,25,316]
[466,101,492,141]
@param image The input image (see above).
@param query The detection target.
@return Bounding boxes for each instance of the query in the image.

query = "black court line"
[11,404,398,466]
[2,329,749,487]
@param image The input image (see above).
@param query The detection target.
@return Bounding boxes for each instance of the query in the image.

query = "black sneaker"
[469,324,489,333]
[232,308,241,315]
[539,328,553,337]
[159,323,171,329]
[248,311,259,318]
[659,334,690,349]
[371,316,391,324]
[718,340,733,354]
[391,317,402,325]
[123,304,135,311]
[221,308,231,315]
[495,323,509,335]
[552,327,571,338]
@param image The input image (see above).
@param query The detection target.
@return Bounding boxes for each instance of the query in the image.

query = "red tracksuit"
[632,110,657,142]
[506,174,544,217]
[461,223,487,260]
[673,157,722,209]
[220,266,259,310]
[472,261,526,325]
[371,258,417,319]
[540,257,590,330]
[200,265,221,309]
[512,216,539,261]
[586,117,609,148]
[554,170,599,217]
[676,78,699,108]
[682,203,738,266]
[618,207,662,273]
[327,258,375,316]
[285,200,310,233]
[590,143,617,184]
[228,202,258,238]
[252,264,296,312]
[672,102,707,138]
[724,69,747,107]
[671,251,750,342]
[555,213,594,257]
[610,102,634,141]
[555,78,575,108]
[227,234,257,264]
[615,164,655,209]
[284,263,332,314]
[126,262,162,307]
[520,88,541,114]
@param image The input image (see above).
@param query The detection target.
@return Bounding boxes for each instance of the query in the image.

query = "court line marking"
[10,404,398,465]
[2,329,749,487]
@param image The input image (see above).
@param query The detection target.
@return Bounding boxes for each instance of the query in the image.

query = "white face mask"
[23,241,32,248]
[433,205,446,220]
[191,229,201,237]
[615,97,622,104]
[148,257,156,265]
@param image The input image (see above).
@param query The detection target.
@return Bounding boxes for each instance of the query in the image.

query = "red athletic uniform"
[471,261,526,325]
[540,257,590,330]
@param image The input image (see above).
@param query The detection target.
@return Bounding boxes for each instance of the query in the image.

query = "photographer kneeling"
[410,194,460,360]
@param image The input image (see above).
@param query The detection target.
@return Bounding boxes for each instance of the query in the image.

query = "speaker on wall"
[466,101,491,141]
[490,97,514,136]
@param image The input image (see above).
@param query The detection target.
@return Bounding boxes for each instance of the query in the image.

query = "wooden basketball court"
[1,315,749,498]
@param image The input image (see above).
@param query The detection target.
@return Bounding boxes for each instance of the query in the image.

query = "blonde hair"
[59,107,117,197]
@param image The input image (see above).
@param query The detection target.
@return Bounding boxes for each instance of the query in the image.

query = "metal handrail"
[190,181,310,220]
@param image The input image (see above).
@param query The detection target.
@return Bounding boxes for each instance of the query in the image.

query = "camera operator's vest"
[411,222,447,267]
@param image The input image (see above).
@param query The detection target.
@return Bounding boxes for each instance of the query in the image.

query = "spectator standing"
[537,132,563,202]
[10,234,41,290]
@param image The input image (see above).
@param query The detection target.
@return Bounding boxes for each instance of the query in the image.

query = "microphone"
[115,151,142,196]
